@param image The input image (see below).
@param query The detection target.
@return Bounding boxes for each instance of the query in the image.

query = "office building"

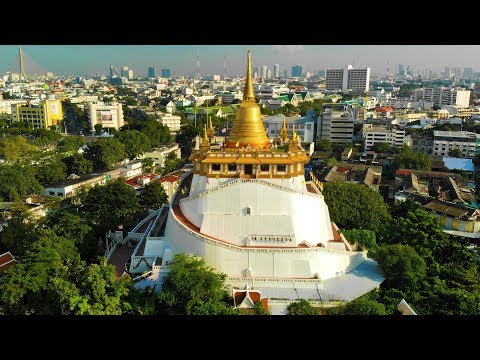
[161,68,171,78]
[326,66,370,94]
[86,102,124,131]
[273,64,280,78]
[414,87,471,107]
[363,125,406,150]
[291,65,302,77]
[433,131,479,158]
[11,96,63,130]
[318,103,355,143]
[261,65,268,79]
[148,66,156,78]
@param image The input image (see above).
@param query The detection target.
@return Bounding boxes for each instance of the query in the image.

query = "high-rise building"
[109,65,115,78]
[121,66,129,78]
[273,64,280,78]
[317,69,326,77]
[414,87,471,107]
[127,69,133,80]
[398,64,405,76]
[261,65,268,79]
[444,66,452,78]
[255,66,261,79]
[161,68,171,78]
[291,65,302,77]
[318,103,355,143]
[86,102,124,131]
[326,66,370,94]
[283,69,288,78]
[464,67,473,78]
[11,96,63,129]
[148,66,156,78]
[125,50,383,308]
[266,69,272,78]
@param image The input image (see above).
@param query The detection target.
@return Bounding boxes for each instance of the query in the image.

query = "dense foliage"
[140,181,168,210]
[393,145,431,170]
[287,299,317,315]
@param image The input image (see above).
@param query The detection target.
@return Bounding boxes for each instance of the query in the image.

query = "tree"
[161,152,184,175]
[117,130,152,160]
[317,139,333,152]
[140,119,171,148]
[63,153,93,176]
[157,254,238,315]
[33,156,67,186]
[123,96,138,106]
[140,181,168,210]
[41,210,98,262]
[344,297,387,315]
[57,136,85,153]
[175,124,198,158]
[94,124,103,135]
[449,148,463,158]
[322,182,392,234]
[0,164,43,201]
[341,229,378,253]
[0,202,37,256]
[141,157,154,173]
[287,299,317,315]
[82,178,140,234]
[0,135,38,162]
[372,142,392,153]
[393,145,431,170]
[376,244,427,290]
[325,157,337,167]
[84,138,125,170]
[0,231,133,315]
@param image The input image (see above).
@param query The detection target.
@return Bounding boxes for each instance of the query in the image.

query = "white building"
[326,65,370,94]
[414,87,471,107]
[273,64,280,78]
[124,51,383,309]
[86,102,124,131]
[363,124,406,150]
[158,114,181,133]
[140,144,181,168]
[383,99,434,109]
[263,111,316,143]
[433,130,479,158]
[318,103,356,143]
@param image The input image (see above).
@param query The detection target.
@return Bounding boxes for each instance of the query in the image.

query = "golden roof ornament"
[279,115,288,144]
[289,126,299,151]
[201,124,210,150]
[225,49,270,149]
[207,115,215,141]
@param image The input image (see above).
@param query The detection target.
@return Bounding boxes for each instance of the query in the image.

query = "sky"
[1,45,480,77]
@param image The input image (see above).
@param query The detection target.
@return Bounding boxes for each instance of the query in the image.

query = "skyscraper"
[161,68,171,78]
[292,65,302,77]
[464,67,473,78]
[121,66,129,78]
[148,66,156,78]
[325,65,370,94]
[255,66,261,79]
[283,70,288,78]
[266,69,272,78]
[398,64,405,76]
[261,65,268,79]
[273,64,280,78]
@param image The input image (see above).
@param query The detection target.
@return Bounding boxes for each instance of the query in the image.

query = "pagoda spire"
[207,115,215,142]
[243,49,255,101]
[279,115,288,144]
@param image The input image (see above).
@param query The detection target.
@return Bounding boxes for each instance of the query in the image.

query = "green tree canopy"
[287,299,317,315]
[33,156,67,186]
[341,229,378,254]
[140,181,168,210]
[343,297,387,315]
[317,139,333,152]
[393,145,431,170]
[175,124,198,158]
[157,254,239,315]
[322,182,392,234]
[57,135,85,153]
[117,130,152,160]
[62,153,93,176]
[83,178,140,234]
[84,137,125,170]
[0,231,133,315]
[0,164,43,201]
[376,244,427,291]
[0,135,38,162]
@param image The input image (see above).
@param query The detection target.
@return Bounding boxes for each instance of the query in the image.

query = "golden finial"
[207,115,215,141]
[243,49,255,101]
[279,115,288,144]
[225,50,270,149]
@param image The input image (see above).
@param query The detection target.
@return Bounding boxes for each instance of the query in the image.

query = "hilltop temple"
[123,50,383,313]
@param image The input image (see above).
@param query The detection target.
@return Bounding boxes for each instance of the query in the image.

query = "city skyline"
[1,45,480,77]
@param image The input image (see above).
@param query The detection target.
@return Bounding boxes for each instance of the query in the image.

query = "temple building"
[123,50,383,313]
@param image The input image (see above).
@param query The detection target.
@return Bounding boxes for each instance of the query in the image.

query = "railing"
[145,204,167,238]
[148,237,164,241]
[129,208,162,234]
[170,204,367,256]
[181,177,323,204]
[104,231,124,262]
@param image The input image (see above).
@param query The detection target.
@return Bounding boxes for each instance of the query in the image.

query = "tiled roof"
[0,252,17,273]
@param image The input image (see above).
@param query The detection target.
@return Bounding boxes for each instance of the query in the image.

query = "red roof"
[160,175,179,183]
[336,167,350,173]
[0,252,17,273]
[396,169,411,176]
[375,106,394,113]
[125,174,180,189]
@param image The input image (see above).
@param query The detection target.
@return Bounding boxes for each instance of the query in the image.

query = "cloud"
[272,45,304,54]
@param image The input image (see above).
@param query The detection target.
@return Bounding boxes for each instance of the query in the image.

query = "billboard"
[100,110,113,121]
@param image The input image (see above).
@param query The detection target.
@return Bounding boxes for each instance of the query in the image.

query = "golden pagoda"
[206,115,215,142]
[225,50,270,149]
[189,49,309,180]
[279,116,288,144]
